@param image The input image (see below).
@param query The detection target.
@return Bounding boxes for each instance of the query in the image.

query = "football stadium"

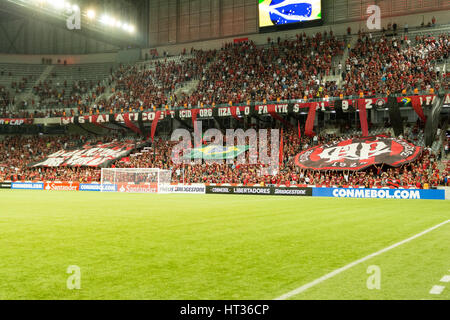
[0,0,449,308]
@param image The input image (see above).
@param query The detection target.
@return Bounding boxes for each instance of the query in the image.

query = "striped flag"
[279,128,284,166]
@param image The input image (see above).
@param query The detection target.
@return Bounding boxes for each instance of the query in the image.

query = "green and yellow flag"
[185,145,250,160]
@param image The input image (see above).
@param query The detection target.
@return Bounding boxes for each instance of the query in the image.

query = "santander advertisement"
[44,182,80,191]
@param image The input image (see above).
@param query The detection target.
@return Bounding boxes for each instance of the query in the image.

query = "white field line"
[429,285,445,295]
[274,219,450,300]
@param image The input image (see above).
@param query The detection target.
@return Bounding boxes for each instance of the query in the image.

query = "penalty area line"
[274,219,450,300]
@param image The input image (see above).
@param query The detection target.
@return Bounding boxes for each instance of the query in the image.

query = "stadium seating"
[0,29,448,118]
[0,27,449,188]
[0,124,447,188]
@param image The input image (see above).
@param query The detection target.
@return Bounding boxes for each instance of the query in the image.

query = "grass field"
[0,190,449,300]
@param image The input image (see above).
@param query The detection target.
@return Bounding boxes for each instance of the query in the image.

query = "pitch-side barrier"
[2,181,447,200]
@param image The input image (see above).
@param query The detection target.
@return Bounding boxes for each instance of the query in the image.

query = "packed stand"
[342,33,449,96]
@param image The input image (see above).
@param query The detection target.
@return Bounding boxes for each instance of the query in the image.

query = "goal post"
[100,168,172,193]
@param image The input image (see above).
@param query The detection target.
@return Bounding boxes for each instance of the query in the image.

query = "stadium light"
[14,1,138,34]
[100,14,110,24]
[86,9,95,19]
[51,0,66,10]
[97,13,136,33]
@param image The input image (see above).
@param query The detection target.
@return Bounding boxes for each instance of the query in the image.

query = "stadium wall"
[0,52,117,65]
[145,11,450,56]
[146,0,450,48]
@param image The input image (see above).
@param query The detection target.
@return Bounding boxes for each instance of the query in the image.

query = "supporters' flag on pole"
[357,99,369,137]
[305,104,316,137]
[191,109,203,147]
[297,120,301,139]
[230,106,243,122]
[410,95,427,122]
[267,105,293,128]
[150,111,161,142]
[123,113,142,135]
[279,128,284,166]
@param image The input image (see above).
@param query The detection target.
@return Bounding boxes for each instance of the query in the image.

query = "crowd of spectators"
[342,33,449,96]
[0,27,449,188]
[0,125,448,188]
[175,33,345,107]
[115,127,447,188]
[93,50,216,114]
[0,30,448,119]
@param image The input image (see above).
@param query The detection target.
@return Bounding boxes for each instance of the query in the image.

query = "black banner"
[294,136,422,171]
[206,186,312,196]
[0,118,33,126]
[59,94,444,126]
[0,182,11,189]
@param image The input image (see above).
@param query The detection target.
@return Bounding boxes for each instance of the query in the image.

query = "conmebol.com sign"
[11,182,44,190]
[313,188,445,200]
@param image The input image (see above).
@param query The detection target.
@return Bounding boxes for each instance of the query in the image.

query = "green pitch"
[0,190,449,300]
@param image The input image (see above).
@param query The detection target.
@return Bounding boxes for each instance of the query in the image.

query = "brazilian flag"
[185,145,250,160]
[401,97,411,106]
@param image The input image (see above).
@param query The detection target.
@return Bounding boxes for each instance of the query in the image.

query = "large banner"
[30,140,142,168]
[185,145,250,160]
[295,136,422,171]
[0,118,33,126]
[59,94,447,126]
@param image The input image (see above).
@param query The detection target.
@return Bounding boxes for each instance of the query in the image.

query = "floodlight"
[87,9,95,19]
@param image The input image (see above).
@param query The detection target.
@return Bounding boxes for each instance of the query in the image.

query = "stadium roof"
[0,0,142,54]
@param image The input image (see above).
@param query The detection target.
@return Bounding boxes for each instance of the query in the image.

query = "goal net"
[100,168,172,193]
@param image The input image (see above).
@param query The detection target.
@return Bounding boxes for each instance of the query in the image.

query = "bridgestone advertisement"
[295,136,422,171]
[206,186,312,196]
[159,184,206,194]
